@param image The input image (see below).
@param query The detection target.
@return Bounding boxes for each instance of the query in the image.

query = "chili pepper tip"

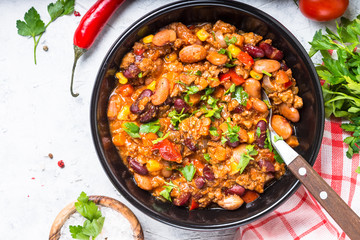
[70,45,87,97]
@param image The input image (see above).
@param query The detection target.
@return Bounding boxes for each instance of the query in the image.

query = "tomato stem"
[70,45,87,97]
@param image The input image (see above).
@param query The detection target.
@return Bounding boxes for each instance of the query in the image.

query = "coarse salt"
[60,206,134,240]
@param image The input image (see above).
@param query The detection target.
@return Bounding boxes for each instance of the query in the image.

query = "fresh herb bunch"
[69,192,105,240]
[309,15,360,161]
[16,0,75,64]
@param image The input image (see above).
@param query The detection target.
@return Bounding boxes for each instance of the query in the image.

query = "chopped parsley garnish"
[222,123,240,143]
[179,164,196,182]
[186,70,202,76]
[139,120,160,134]
[225,63,236,68]
[236,145,258,173]
[218,48,233,60]
[201,87,215,101]
[69,192,105,239]
[168,109,189,129]
[160,181,179,201]
[209,126,219,136]
[263,100,271,109]
[262,70,272,77]
[232,86,249,106]
[274,149,284,163]
[341,117,360,159]
[274,135,284,142]
[138,72,143,78]
[256,127,261,137]
[204,153,211,162]
[202,97,223,119]
[152,132,170,144]
[123,122,141,138]
[224,83,236,95]
[225,36,237,45]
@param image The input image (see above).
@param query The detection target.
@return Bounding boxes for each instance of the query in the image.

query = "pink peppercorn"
[58,160,65,168]
[74,11,81,17]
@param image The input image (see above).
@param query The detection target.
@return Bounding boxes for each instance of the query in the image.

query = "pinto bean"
[253,60,281,73]
[151,77,169,105]
[279,103,300,122]
[217,194,244,210]
[152,29,176,46]
[271,115,293,140]
[252,98,268,113]
[134,173,153,191]
[206,51,228,65]
[128,156,148,175]
[244,78,261,99]
[179,44,207,63]
[173,192,191,206]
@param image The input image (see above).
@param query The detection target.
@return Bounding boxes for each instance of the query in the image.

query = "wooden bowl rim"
[49,195,144,240]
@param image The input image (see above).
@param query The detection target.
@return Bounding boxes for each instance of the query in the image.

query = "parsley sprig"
[308,15,360,164]
[237,145,258,173]
[179,164,196,182]
[221,123,240,144]
[16,0,75,64]
[69,192,105,240]
[168,109,189,129]
[160,181,179,202]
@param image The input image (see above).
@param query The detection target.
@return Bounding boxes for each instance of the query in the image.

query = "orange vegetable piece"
[242,190,260,204]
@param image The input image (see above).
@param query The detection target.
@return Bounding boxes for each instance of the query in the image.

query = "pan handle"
[288,155,360,239]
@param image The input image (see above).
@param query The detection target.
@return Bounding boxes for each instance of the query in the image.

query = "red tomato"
[219,69,245,86]
[299,0,349,22]
[237,51,254,66]
[189,199,199,211]
[152,139,182,163]
[117,84,134,97]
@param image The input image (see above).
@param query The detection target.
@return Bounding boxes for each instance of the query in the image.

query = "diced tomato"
[152,139,182,163]
[189,199,199,210]
[134,48,145,55]
[117,84,134,97]
[242,190,260,204]
[192,159,205,176]
[237,51,254,66]
[219,69,245,86]
[245,99,252,110]
[283,80,293,89]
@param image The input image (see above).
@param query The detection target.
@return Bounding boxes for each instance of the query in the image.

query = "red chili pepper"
[237,51,254,66]
[152,139,182,163]
[219,69,245,86]
[189,199,199,210]
[70,0,126,97]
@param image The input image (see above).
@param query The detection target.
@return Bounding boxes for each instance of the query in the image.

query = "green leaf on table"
[16,7,45,37]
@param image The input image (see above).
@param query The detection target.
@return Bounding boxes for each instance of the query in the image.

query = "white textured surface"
[0,0,359,239]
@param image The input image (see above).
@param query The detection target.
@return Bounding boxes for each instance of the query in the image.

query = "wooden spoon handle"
[288,155,360,239]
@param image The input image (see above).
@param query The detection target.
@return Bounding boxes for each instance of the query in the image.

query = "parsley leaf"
[224,84,236,95]
[168,109,189,129]
[16,0,75,64]
[256,127,261,137]
[237,145,258,173]
[218,48,232,60]
[225,36,237,45]
[209,126,219,136]
[225,63,236,68]
[152,132,170,144]
[70,192,105,239]
[160,181,178,201]
[222,123,240,143]
[186,70,202,76]
[139,120,160,134]
[274,135,284,142]
[179,163,196,181]
[123,122,141,138]
[274,149,284,163]
[232,86,249,106]
[204,153,211,162]
[246,144,258,156]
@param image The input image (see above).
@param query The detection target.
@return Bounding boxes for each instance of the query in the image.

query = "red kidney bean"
[280,61,289,71]
[203,165,215,181]
[255,120,267,148]
[226,185,245,196]
[130,89,153,114]
[258,159,275,172]
[194,176,205,189]
[244,44,265,58]
[135,54,144,63]
[226,139,240,148]
[232,105,244,114]
[123,64,140,79]
[259,42,283,60]
[139,103,158,123]
[128,156,148,175]
[173,192,191,206]
[184,138,197,151]
[174,98,190,113]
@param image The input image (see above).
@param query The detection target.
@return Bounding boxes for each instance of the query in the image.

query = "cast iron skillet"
[90,0,324,230]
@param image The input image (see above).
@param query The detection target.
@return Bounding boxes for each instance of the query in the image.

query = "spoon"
[262,90,360,239]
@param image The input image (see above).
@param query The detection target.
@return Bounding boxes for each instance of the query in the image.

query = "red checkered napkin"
[235,118,360,240]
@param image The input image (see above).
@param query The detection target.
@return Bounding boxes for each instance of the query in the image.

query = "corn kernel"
[146,160,163,172]
[247,131,255,144]
[117,105,130,120]
[147,80,157,91]
[165,52,177,62]
[229,159,239,175]
[116,72,128,84]
[196,28,210,41]
[250,70,263,80]
[227,44,241,58]
[143,34,154,44]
